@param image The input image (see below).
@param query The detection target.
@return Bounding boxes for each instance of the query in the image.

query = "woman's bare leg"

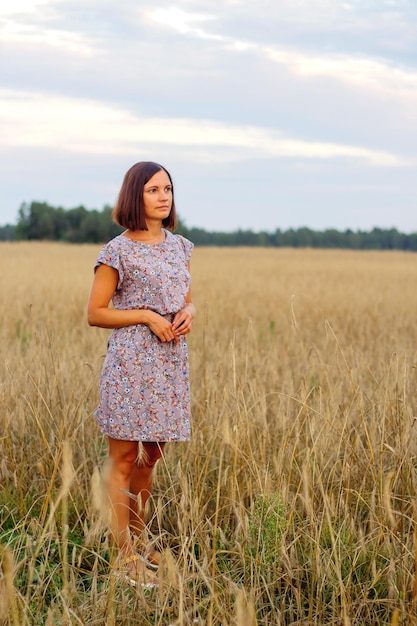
[105,437,159,584]
[129,442,165,537]
[106,437,140,553]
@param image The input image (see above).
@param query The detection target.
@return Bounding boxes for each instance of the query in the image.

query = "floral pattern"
[94,230,193,441]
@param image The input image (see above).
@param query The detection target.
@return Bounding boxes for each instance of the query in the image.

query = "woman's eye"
[145,186,171,193]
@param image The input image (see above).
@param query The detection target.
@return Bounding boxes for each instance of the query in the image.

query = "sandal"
[135,540,162,570]
[113,554,159,589]
[135,538,162,570]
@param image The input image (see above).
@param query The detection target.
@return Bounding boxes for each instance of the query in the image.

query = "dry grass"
[1,242,417,625]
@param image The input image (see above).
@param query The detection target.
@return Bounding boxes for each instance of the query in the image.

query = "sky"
[1,0,416,233]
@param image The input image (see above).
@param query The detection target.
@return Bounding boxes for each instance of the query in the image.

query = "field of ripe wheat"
[1,241,417,625]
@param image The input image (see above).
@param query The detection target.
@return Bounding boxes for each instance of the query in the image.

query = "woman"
[87,161,195,588]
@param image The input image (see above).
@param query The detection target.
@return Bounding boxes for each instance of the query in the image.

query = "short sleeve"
[178,235,194,264]
[94,240,124,289]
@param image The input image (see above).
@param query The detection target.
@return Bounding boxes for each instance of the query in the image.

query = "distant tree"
[14,201,123,243]
[272,228,284,247]
[320,229,345,248]
[282,228,298,247]
[15,202,31,240]
[186,227,215,246]
[64,205,89,242]
[9,199,417,250]
[0,224,15,241]
[405,233,417,251]
[15,201,56,240]
[80,210,101,242]
[295,227,314,247]
[344,229,360,249]
[175,216,189,238]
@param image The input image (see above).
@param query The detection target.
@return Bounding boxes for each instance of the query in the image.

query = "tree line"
[0,200,416,251]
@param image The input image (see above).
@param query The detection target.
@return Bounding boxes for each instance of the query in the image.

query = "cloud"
[0,0,48,15]
[0,88,407,167]
[147,6,417,101]
[147,7,222,40]
[263,47,417,96]
[2,19,96,55]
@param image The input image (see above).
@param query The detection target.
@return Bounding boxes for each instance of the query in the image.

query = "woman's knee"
[140,442,165,468]
[108,438,139,471]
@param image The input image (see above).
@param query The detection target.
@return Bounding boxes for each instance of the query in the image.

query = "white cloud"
[148,8,214,33]
[147,6,417,100]
[4,3,416,99]
[264,47,417,95]
[1,18,96,55]
[147,7,224,41]
[0,0,48,16]
[0,89,406,166]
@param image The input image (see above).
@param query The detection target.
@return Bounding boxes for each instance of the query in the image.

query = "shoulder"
[95,235,128,272]
[166,231,194,252]
[100,234,125,253]
[97,234,130,259]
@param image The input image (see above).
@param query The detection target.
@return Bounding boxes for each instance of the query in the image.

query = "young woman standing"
[88,161,195,587]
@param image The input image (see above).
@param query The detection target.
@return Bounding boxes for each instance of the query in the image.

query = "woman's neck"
[125,223,165,243]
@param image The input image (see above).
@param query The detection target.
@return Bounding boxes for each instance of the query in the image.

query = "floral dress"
[93,230,194,441]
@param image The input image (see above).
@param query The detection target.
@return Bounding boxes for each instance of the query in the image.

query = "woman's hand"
[146,311,179,343]
[172,303,196,337]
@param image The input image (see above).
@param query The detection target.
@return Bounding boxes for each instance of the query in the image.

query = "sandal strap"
[123,554,141,565]
[113,555,158,588]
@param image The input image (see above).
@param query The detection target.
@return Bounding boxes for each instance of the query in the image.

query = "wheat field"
[1,242,417,625]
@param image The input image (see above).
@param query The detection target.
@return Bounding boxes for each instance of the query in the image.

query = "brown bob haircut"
[112,161,177,231]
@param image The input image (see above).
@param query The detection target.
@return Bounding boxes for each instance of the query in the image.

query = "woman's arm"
[87,264,178,342]
[172,263,196,336]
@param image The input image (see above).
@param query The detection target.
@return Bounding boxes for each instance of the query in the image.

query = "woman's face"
[143,169,173,223]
